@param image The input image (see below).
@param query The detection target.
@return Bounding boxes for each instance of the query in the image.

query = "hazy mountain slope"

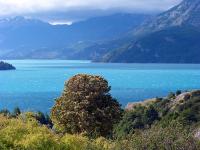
[67,14,149,41]
[0,16,69,48]
[100,0,200,63]
[0,16,71,59]
[0,14,149,59]
[70,37,134,60]
[103,26,200,63]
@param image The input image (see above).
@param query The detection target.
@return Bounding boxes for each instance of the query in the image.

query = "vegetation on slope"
[0,113,116,150]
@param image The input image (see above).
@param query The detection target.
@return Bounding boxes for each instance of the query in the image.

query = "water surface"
[0,60,200,113]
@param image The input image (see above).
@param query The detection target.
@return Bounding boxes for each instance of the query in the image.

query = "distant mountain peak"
[0,16,27,23]
[0,16,50,28]
[135,0,200,35]
[183,0,200,3]
[166,0,200,26]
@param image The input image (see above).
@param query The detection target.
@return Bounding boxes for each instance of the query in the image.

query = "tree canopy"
[51,74,122,137]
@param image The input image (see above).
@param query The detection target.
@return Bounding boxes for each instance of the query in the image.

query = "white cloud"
[0,0,182,21]
[49,20,73,25]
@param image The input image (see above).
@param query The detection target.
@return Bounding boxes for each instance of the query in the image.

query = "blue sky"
[0,0,182,24]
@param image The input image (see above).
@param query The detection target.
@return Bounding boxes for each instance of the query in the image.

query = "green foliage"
[61,134,91,150]
[0,107,21,118]
[168,92,176,99]
[114,120,200,150]
[0,115,62,150]
[177,95,200,124]
[12,107,21,118]
[144,105,159,125]
[0,115,113,150]
[51,74,122,137]
[114,105,159,139]
[35,111,53,127]
[0,112,198,149]
[0,109,10,117]
[114,90,200,143]
[36,111,46,124]
[176,90,182,96]
[155,91,200,126]
[93,137,115,150]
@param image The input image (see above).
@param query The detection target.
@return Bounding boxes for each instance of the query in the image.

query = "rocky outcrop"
[170,90,200,110]
[126,98,157,110]
[195,128,200,140]
[126,90,200,111]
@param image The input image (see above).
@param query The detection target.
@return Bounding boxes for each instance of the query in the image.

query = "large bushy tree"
[51,74,121,137]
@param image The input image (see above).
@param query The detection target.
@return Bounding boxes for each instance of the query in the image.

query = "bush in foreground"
[0,114,113,150]
[51,74,122,137]
[0,115,62,149]
[0,113,199,150]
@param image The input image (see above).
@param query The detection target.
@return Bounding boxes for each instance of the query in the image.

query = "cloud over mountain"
[0,0,181,22]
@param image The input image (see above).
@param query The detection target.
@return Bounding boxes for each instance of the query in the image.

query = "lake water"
[0,60,200,113]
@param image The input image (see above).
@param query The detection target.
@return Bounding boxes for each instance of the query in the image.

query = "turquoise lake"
[0,60,200,113]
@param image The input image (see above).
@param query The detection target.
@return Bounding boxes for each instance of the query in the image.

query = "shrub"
[114,120,200,150]
[51,74,122,137]
[114,105,159,139]
[0,115,62,149]
[0,109,10,117]
[176,90,182,96]
[0,114,110,150]
[168,92,176,99]
[35,111,53,127]
[61,134,93,150]
[93,137,115,150]
[176,97,200,125]
[12,107,21,118]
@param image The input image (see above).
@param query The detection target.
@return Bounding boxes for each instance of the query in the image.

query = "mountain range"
[0,14,149,59]
[1,0,200,63]
[97,0,200,63]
